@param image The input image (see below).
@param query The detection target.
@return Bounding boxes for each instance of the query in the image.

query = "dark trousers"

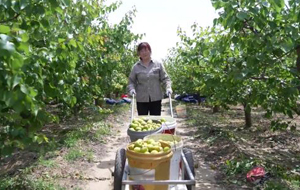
[137,100,162,116]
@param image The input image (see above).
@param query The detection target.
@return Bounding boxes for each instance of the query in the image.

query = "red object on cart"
[121,94,128,99]
[163,128,175,134]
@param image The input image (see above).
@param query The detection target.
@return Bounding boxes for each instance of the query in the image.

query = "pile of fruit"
[129,117,166,132]
[157,139,179,147]
[127,139,171,154]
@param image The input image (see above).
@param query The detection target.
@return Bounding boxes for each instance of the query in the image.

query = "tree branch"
[251,76,269,80]
[0,13,20,24]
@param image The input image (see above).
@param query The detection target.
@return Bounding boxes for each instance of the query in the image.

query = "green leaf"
[41,19,50,28]
[58,38,65,43]
[0,0,12,8]
[203,50,209,57]
[12,75,22,89]
[262,1,269,7]
[29,87,37,97]
[0,34,15,56]
[61,0,70,6]
[0,25,10,34]
[12,1,21,13]
[274,0,284,8]
[13,100,25,113]
[44,83,57,97]
[268,0,284,12]
[20,0,30,9]
[20,84,29,94]
[11,52,24,70]
[236,11,248,20]
[231,36,239,44]
[70,96,77,106]
[280,38,294,53]
[50,0,59,8]
[18,42,29,54]
[20,32,29,42]
[69,39,77,47]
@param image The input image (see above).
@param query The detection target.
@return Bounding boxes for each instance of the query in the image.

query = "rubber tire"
[183,148,195,190]
[114,148,126,190]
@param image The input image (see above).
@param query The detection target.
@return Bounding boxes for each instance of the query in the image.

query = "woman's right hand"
[130,89,136,96]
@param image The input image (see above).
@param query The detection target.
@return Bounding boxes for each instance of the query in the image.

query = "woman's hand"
[166,88,172,96]
[130,89,136,96]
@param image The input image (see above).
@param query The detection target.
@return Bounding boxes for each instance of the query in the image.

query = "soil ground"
[1,97,300,190]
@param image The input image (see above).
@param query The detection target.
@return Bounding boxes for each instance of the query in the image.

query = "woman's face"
[138,48,151,60]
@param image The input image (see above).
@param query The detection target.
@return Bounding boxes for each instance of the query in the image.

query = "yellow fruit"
[128,144,135,150]
[163,146,170,152]
[141,146,148,153]
[134,147,141,152]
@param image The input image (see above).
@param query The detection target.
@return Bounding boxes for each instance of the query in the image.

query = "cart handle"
[168,93,173,118]
[131,93,135,123]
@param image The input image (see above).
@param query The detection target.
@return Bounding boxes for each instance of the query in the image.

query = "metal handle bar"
[131,93,135,122]
[168,93,173,118]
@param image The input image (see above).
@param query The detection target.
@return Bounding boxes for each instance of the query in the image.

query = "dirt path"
[82,98,231,190]
[162,99,226,190]
[78,110,132,190]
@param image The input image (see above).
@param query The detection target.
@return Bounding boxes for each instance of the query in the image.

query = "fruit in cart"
[160,118,167,123]
[134,147,141,152]
[128,144,135,150]
[127,139,171,154]
[141,146,148,153]
[163,146,170,152]
[128,118,162,132]
[158,139,179,146]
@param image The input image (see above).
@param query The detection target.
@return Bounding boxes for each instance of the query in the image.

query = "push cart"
[113,94,196,190]
[114,147,196,190]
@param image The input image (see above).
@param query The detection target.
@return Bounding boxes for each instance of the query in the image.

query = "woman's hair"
[137,42,152,54]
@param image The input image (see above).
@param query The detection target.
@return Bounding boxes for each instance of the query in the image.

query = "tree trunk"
[213,105,220,113]
[243,103,252,128]
[296,45,300,74]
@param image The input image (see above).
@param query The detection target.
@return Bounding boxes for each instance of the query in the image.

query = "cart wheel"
[183,148,195,190]
[114,148,126,190]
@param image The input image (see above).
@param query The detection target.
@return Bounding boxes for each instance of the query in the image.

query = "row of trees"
[166,0,300,128]
[0,0,141,157]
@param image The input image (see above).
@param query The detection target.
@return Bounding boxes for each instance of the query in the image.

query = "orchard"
[1,0,300,190]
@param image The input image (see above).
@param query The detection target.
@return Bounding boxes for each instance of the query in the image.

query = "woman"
[128,42,172,116]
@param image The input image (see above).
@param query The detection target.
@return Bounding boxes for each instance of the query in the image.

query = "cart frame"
[120,149,196,190]
[115,93,196,190]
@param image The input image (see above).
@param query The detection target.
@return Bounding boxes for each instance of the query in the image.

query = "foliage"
[0,0,141,157]
[166,0,300,127]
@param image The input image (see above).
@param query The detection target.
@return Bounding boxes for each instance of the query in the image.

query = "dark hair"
[137,42,151,54]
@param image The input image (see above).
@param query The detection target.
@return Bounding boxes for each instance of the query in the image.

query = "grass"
[64,148,85,161]
[185,104,300,190]
[38,156,58,168]
[0,103,129,190]
[0,175,66,190]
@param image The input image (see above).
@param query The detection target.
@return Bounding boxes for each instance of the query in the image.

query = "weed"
[263,180,290,190]
[64,148,84,161]
[224,157,259,176]
[85,149,94,163]
[0,175,66,190]
[38,156,57,168]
